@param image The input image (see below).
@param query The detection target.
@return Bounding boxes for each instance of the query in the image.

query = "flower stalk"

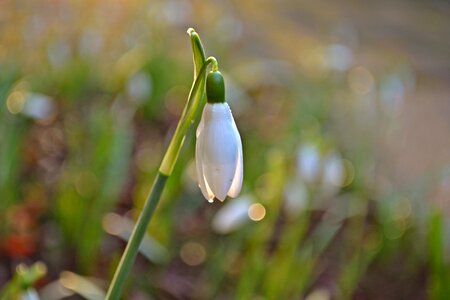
[105,28,215,300]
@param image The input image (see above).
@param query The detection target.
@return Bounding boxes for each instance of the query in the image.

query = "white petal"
[196,115,215,201]
[202,172,215,202]
[201,103,238,201]
[227,118,243,198]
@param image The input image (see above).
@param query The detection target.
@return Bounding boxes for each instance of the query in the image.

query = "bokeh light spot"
[248,203,266,221]
[16,263,27,275]
[348,66,374,94]
[305,288,330,300]
[342,159,356,187]
[135,146,159,173]
[59,271,77,290]
[6,91,27,114]
[74,171,99,198]
[102,213,123,236]
[393,197,412,221]
[363,232,383,253]
[180,242,206,266]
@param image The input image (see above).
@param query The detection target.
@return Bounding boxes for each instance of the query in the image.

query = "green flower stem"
[105,173,167,300]
[106,29,217,300]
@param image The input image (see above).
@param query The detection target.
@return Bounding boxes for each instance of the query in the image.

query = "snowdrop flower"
[296,143,321,183]
[196,71,243,202]
[21,289,40,300]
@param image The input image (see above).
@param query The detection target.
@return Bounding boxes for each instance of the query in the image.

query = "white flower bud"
[196,102,243,202]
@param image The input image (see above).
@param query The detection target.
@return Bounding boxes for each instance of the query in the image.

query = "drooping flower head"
[196,71,243,202]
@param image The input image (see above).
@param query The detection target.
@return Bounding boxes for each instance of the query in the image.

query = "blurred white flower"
[22,93,55,121]
[47,39,71,69]
[380,74,405,114]
[284,180,308,217]
[126,72,153,104]
[319,151,346,198]
[296,142,348,198]
[305,288,330,300]
[196,102,243,202]
[161,0,191,26]
[322,152,345,188]
[212,195,252,234]
[78,29,104,58]
[324,44,353,72]
[21,289,40,300]
[296,144,321,183]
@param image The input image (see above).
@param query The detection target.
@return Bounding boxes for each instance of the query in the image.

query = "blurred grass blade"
[236,150,286,299]
[427,211,450,299]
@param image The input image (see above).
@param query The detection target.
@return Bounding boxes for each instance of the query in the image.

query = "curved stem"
[159,56,217,176]
[210,57,219,72]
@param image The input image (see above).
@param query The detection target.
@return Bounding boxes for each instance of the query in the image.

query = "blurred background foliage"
[1,0,450,299]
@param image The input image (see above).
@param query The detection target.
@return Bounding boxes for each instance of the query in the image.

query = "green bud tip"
[206,71,225,104]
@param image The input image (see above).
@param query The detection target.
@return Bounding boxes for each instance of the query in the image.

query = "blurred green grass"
[1,0,450,299]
